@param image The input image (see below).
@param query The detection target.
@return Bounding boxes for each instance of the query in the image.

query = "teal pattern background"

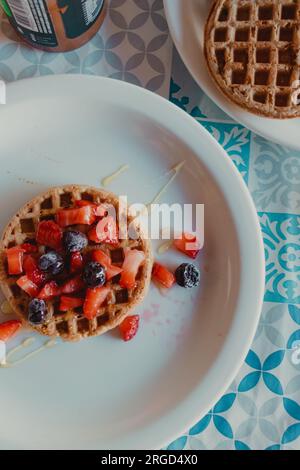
[168,49,300,450]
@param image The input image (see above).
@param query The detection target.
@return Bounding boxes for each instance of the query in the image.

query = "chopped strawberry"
[94,204,110,217]
[91,249,123,280]
[173,233,201,259]
[152,262,175,288]
[6,246,24,275]
[70,251,83,273]
[83,286,110,320]
[56,206,96,227]
[17,275,39,297]
[0,320,22,342]
[119,315,140,342]
[59,296,84,312]
[38,281,60,300]
[36,220,62,250]
[23,255,46,287]
[120,249,145,289]
[60,275,85,295]
[88,216,118,245]
[21,242,38,253]
[75,200,108,217]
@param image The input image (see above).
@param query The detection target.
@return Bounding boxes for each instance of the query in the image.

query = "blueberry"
[175,263,200,288]
[28,298,48,325]
[38,251,64,275]
[63,230,88,253]
[83,261,106,288]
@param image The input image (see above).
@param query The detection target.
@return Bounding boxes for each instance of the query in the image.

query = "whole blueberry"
[63,230,88,253]
[38,251,64,275]
[28,298,48,325]
[83,261,106,288]
[175,263,200,288]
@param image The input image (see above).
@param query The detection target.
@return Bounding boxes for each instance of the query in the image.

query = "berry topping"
[63,230,88,253]
[28,298,48,325]
[88,216,118,245]
[175,263,200,288]
[37,281,60,300]
[59,296,84,312]
[17,275,39,297]
[21,242,38,253]
[0,320,22,342]
[36,220,63,250]
[60,275,85,294]
[56,206,96,227]
[83,286,110,320]
[23,255,46,287]
[6,246,24,275]
[83,261,106,288]
[91,249,123,280]
[120,249,145,289]
[119,315,140,342]
[152,262,175,288]
[173,233,201,259]
[38,251,64,276]
[70,251,83,273]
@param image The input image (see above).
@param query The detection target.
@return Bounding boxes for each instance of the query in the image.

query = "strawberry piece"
[119,315,140,342]
[60,275,85,295]
[36,220,62,250]
[6,246,24,275]
[91,249,123,280]
[75,200,108,217]
[173,233,201,259]
[17,275,39,297]
[70,251,83,273]
[152,262,175,288]
[83,286,110,320]
[0,320,22,342]
[23,255,46,287]
[88,216,118,245]
[120,249,145,289]
[59,296,84,312]
[21,242,38,253]
[75,200,96,208]
[38,281,60,300]
[56,206,96,227]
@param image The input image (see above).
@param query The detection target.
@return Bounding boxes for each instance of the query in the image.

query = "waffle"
[205,0,300,118]
[0,185,152,342]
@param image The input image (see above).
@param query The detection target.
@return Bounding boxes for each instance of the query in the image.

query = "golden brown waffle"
[0,185,152,342]
[205,0,300,118]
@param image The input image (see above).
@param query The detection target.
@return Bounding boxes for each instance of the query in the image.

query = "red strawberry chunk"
[75,200,108,217]
[36,220,62,250]
[0,320,22,342]
[83,286,110,320]
[60,275,85,295]
[120,249,145,289]
[152,262,175,288]
[75,200,96,209]
[23,255,46,287]
[70,251,83,274]
[88,216,118,245]
[6,246,24,275]
[173,233,201,259]
[21,242,38,253]
[59,296,84,312]
[119,315,140,342]
[17,275,39,297]
[91,249,123,280]
[38,281,60,300]
[56,206,96,227]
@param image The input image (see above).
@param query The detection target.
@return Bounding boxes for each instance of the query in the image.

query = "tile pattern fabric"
[0,0,172,97]
[169,48,300,451]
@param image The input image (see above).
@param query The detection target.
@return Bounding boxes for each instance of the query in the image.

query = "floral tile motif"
[201,121,251,183]
[259,212,300,305]
[249,135,300,213]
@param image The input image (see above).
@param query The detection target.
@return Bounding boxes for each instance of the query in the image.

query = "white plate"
[164,0,300,150]
[0,75,264,449]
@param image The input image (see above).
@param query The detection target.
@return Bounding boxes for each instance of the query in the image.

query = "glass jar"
[1,0,107,52]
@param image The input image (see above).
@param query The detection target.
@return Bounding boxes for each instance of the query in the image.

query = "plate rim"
[2,74,265,449]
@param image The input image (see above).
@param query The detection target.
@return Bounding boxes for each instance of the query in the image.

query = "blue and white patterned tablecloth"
[0,0,299,452]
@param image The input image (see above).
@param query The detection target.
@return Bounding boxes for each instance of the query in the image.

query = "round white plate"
[164,0,300,150]
[0,75,264,450]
